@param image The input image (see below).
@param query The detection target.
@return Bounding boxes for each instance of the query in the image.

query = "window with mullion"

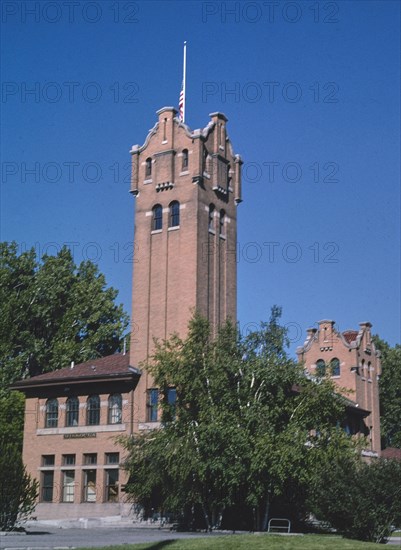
[86,395,100,425]
[45,398,58,428]
[66,397,79,427]
[169,201,180,227]
[147,389,159,422]
[152,205,163,231]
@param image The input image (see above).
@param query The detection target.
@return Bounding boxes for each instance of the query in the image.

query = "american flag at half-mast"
[178,81,184,121]
[178,41,186,123]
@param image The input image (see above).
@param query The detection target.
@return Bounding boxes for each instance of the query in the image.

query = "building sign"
[63,432,97,439]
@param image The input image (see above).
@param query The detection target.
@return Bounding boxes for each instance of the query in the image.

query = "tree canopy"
[0,242,129,392]
[121,308,356,531]
[309,453,401,543]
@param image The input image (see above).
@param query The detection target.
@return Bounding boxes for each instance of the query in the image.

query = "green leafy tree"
[0,242,129,392]
[122,308,355,531]
[373,336,401,448]
[309,456,401,543]
[0,443,38,530]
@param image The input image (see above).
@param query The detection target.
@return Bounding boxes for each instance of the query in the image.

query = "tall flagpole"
[182,41,187,123]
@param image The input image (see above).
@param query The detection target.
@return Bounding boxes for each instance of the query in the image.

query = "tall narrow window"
[208,204,215,232]
[108,394,122,424]
[145,157,152,177]
[66,397,79,427]
[219,209,226,236]
[41,471,54,502]
[169,201,180,227]
[45,398,58,428]
[182,149,188,170]
[86,395,100,426]
[330,358,340,376]
[316,359,326,376]
[227,164,231,188]
[83,470,96,502]
[152,204,163,231]
[62,471,75,503]
[167,388,177,421]
[147,389,159,422]
[105,469,119,502]
[203,148,209,172]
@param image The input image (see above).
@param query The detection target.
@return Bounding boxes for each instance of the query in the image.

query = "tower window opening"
[145,157,152,177]
[169,201,180,227]
[203,148,209,173]
[152,204,163,231]
[182,149,188,170]
[219,209,226,236]
[208,204,215,232]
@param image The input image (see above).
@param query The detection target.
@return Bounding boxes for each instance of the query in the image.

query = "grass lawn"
[77,534,382,549]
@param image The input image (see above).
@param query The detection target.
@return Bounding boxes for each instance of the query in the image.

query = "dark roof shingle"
[11,353,133,388]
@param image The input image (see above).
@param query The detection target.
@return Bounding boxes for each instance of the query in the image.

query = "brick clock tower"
[129,107,242,430]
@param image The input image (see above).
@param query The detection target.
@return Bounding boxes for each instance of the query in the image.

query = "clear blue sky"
[1,0,400,353]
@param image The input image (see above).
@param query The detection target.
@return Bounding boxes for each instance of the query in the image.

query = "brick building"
[11,108,383,520]
[12,354,140,519]
[296,320,381,457]
[12,108,243,519]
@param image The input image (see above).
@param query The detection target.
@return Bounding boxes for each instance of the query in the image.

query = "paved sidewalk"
[0,526,215,549]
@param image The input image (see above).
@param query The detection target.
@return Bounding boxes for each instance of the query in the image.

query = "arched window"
[208,204,215,232]
[152,204,163,231]
[182,149,188,170]
[219,209,225,236]
[367,361,372,380]
[86,395,100,426]
[66,397,79,427]
[330,358,340,376]
[45,398,58,428]
[316,359,326,376]
[108,394,122,424]
[145,157,152,177]
[169,201,180,227]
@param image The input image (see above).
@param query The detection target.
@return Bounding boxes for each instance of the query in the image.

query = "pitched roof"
[11,353,139,390]
[342,330,359,344]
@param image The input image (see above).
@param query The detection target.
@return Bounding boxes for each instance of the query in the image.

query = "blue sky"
[1,0,400,353]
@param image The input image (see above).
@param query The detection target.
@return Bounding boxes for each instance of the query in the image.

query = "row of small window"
[44,394,122,428]
[146,388,176,422]
[41,467,119,503]
[42,453,119,467]
[152,202,180,231]
[145,150,188,178]
[315,358,340,377]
